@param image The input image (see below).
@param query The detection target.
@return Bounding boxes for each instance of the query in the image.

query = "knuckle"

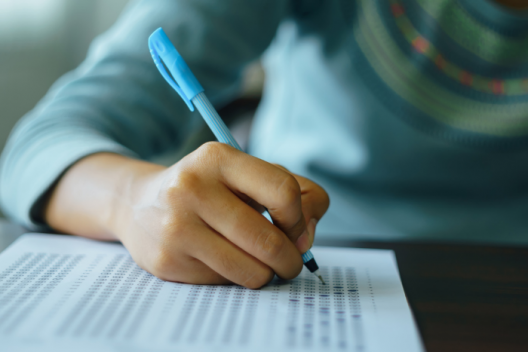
[149,248,176,280]
[217,249,274,289]
[196,141,230,161]
[166,170,203,204]
[159,213,177,233]
[159,214,189,240]
[277,174,301,207]
[148,221,192,281]
[174,170,201,192]
[256,230,286,259]
[218,251,238,275]
[243,268,274,289]
[272,163,289,172]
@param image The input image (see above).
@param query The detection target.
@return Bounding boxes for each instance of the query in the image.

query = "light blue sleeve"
[0,0,287,229]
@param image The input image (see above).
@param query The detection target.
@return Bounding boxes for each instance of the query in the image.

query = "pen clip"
[149,45,194,111]
[148,28,204,112]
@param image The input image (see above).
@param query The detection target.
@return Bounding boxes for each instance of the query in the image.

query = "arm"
[0,0,287,228]
[1,0,330,288]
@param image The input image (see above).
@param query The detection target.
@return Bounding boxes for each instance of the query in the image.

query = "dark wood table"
[1,220,527,351]
[316,238,528,352]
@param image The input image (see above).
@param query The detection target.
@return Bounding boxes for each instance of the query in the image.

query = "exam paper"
[0,234,423,352]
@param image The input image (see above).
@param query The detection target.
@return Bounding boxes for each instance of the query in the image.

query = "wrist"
[106,157,166,242]
[44,152,165,242]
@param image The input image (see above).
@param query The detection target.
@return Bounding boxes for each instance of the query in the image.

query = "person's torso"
[250,0,528,242]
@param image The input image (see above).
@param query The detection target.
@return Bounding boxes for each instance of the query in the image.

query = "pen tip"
[318,276,326,285]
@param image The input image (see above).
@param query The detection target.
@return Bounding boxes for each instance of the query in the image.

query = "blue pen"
[148,28,325,285]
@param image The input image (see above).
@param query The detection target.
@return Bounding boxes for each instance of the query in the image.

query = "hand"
[45,142,330,288]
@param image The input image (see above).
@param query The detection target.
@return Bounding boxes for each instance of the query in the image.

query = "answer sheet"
[0,234,423,352]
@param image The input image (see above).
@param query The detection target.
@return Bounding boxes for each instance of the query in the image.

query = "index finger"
[195,143,307,244]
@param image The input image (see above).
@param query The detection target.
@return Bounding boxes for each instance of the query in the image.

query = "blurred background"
[0,0,264,220]
[0,0,130,218]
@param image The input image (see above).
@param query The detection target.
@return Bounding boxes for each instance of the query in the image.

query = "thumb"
[272,165,330,252]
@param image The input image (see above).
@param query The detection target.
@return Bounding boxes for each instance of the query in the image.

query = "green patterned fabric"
[2,0,528,243]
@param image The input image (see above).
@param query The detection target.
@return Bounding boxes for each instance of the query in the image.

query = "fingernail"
[295,229,310,253]
[308,218,318,247]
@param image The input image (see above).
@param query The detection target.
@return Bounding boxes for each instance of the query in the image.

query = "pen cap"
[148,28,204,111]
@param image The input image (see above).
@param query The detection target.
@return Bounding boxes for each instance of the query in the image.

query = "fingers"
[293,173,330,223]
[189,143,307,244]
[193,183,303,280]
[189,227,276,289]
[149,220,275,289]
[274,165,330,250]
[122,213,232,286]
[124,207,275,289]
[148,142,331,288]
[115,143,330,289]
[156,255,232,285]
[127,240,232,286]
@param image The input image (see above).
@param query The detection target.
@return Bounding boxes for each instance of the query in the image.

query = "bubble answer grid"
[0,234,424,352]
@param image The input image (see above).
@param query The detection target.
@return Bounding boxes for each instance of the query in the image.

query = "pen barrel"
[301,250,314,263]
[192,92,242,151]
[303,258,319,273]
[192,92,274,224]
[192,93,321,276]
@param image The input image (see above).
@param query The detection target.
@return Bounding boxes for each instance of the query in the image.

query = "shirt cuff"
[0,134,137,231]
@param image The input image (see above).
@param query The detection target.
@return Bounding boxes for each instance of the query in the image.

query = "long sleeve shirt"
[2,0,528,244]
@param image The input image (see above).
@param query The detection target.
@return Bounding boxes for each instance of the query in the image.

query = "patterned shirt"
[1,0,528,243]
